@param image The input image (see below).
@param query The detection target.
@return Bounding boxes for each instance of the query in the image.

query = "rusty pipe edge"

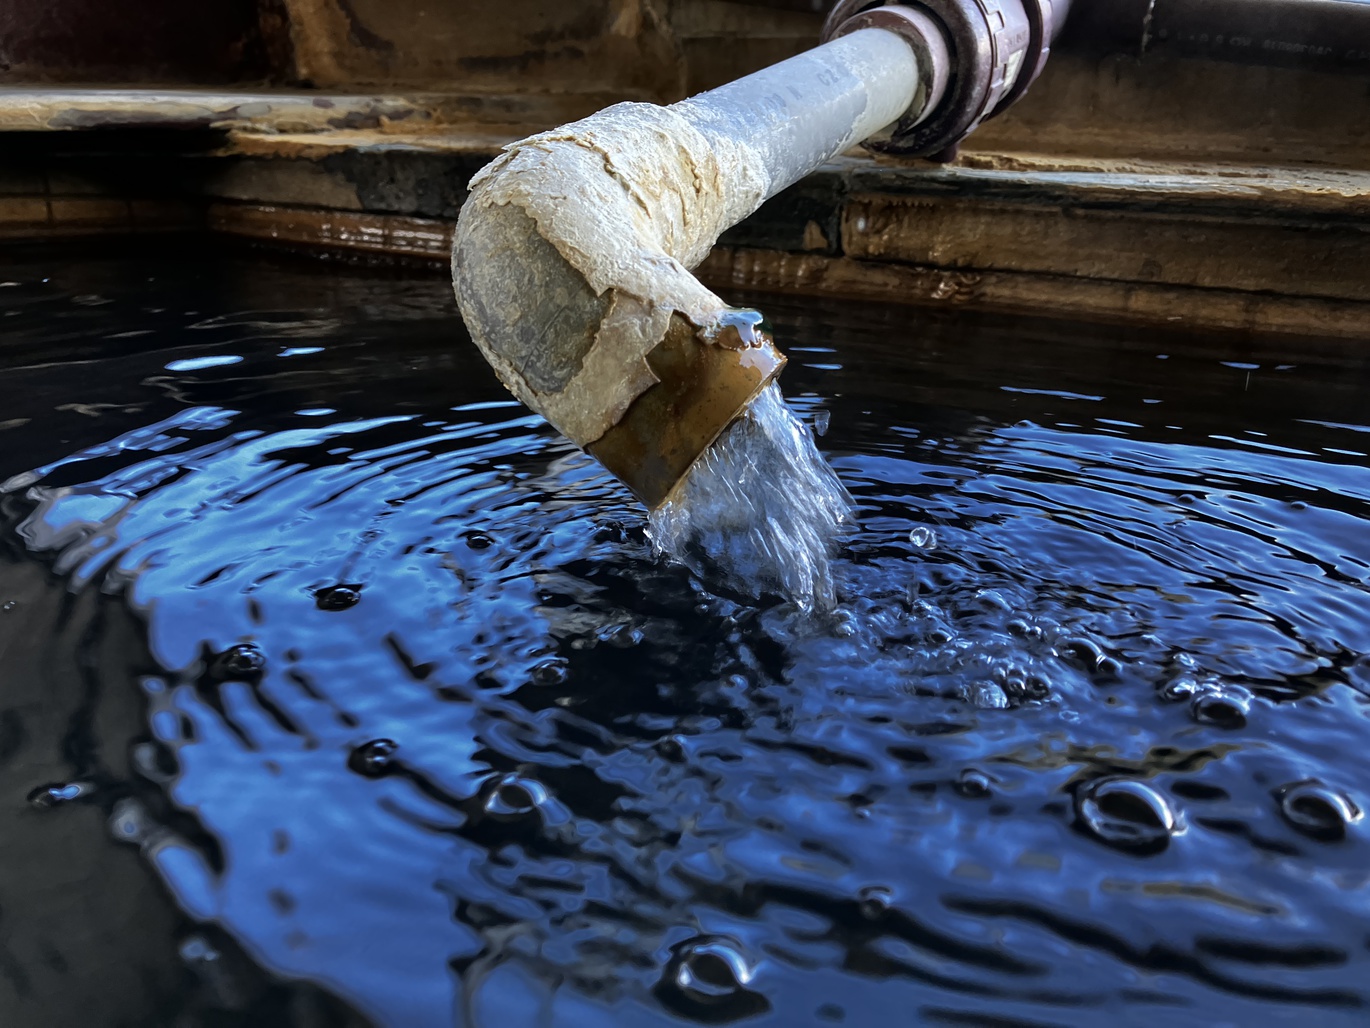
[823,0,1072,159]
[452,28,922,508]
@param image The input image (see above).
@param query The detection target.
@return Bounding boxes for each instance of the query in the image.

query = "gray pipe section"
[452,27,919,478]
[676,26,919,206]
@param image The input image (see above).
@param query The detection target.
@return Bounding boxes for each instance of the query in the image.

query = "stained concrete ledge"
[3,94,1370,341]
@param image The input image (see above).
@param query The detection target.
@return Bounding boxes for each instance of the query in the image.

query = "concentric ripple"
[2,243,1370,1027]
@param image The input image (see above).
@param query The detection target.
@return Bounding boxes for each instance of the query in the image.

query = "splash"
[649,382,852,612]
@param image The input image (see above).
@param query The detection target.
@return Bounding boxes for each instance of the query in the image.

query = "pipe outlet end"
[589,312,786,509]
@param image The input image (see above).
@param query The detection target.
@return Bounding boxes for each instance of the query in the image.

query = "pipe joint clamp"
[822,0,1067,159]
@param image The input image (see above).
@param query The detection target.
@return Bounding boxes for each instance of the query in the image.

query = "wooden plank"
[696,246,1370,342]
[207,201,453,260]
[841,192,1370,302]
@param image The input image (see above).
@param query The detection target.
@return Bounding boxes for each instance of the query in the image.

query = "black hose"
[1059,0,1370,72]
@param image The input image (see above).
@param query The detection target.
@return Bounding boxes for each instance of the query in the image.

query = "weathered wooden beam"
[698,246,1370,341]
[207,202,452,260]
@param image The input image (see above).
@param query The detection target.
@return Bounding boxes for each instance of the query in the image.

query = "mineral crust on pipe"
[452,28,918,450]
[453,102,766,447]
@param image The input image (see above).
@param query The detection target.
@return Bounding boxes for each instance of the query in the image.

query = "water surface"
[2,241,1369,1027]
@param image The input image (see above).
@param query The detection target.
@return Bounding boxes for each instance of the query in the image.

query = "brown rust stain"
[333,0,394,52]
[588,313,785,508]
[697,246,1370,343]
[800,219,829,251]
[842,190,1370,303]
[5,180,1367,345]
[701,247,986,307]
[223,128,514,160]
[275,0,683,99]
[207,201,452,258]
[848,161,1370,219]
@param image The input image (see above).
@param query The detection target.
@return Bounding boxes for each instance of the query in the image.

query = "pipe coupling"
[822,0,1069,158]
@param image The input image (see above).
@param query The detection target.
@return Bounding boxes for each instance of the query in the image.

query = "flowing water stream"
[649,380,852,614]
[2,241,1370,1027]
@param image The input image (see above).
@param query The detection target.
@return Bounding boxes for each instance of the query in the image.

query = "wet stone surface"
[2,242,1370,1026]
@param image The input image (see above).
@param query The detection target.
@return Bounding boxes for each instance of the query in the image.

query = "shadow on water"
[2,239,1370,1027]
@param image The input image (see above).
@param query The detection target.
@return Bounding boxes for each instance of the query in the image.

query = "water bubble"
[27,781,94,809]
[179,933,217,963]
[1061,637,1106,672]
[212,644,266,682]
[671,938,754,998]
[593,519,628,544]
[655,735,686,762]
[925,626,954,647]
[1159,674,1201,702]
[997,667,1027,700]
[1018,675,1050,701]
[463,530,494,550]
[1075,777,1179,853]
[975,588,1011,612]
[857,885,893,918]
[813,409,831,437]
[1276,780,1362,840]
[1190,687,1250,729]
[956,769,993,798]
[961,681,1008,709]
[108,797,154,845]
[599,623,643,648]
[314,584,361,611]
[1,600,15,612]
[481,773,549,822]
[908,526,936,549]
[1095,656,1123,679]
[530,658,569,687]
[832,610,858,638]
[348,738,399,777]
[179,933,247,1009]
[131,740,178,783]
[657,935,768,1021]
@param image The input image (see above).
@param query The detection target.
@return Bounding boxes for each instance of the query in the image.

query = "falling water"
[648,381,852,613]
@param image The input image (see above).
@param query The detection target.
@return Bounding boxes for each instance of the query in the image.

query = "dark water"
[3,241,1370,1028]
